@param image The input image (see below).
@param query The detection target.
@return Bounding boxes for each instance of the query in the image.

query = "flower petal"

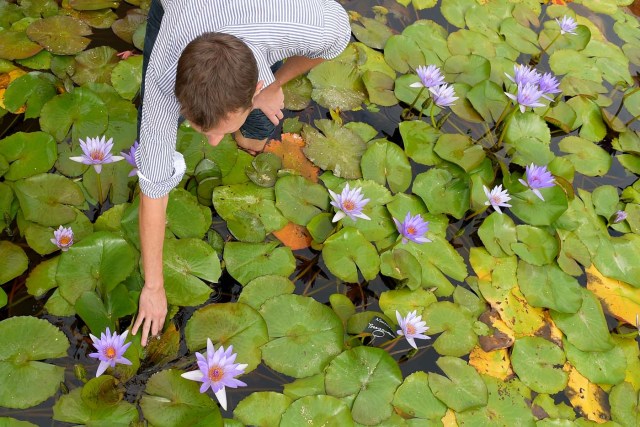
[214,386,228,410]
[181,370,205,381]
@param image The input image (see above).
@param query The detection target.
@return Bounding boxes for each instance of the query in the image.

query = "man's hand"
[132,285,167,346]
[252,83,285,125]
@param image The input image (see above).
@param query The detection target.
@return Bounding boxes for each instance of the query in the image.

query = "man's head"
[175,32,260,146]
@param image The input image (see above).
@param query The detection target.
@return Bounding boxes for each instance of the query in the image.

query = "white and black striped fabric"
[135,0,351,199]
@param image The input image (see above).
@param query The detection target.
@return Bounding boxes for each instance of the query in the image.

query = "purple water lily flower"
[51,225,74,251]
[410,65,446,89]
[505,83,546,113]
[429,83,458,108]
[484,184,512,214]
[556,15,578,35]
[396,310,430,350]
[613,210,627,224]
[328,183,371,222]
[120,140,139,177]
[393,212,431,244]
[518,163,555,201]
[181,339,247,410]
[505,64,541,86]
[538,73,562,101]
[69,136,124,174]
[88,328,132,377]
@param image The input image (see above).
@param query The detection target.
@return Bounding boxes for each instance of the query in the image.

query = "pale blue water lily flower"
[396,310,430,350]
[538,72,562,101]
[181,339,247,410]
[328,183,371,222]
[393,212,431,244]
[484,184,512,214]
[613,210,627,224]
[409,64,446,89]
[88,328,132,377]
[505,64,541,86]
[51,225,74,251]
[121,140,139,177]
[556,15,578,35]
[518,163,555,201]
[429,83,458,107]
[505,83,546,113]
[69,136,124,174]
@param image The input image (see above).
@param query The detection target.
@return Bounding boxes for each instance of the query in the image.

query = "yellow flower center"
[208,366,224,382]
[406,226,416,235]
[90,150,105,161]
[59,236,71,246]
[406,324,416,335]
[105,347,116,359]
[343,200,355,212]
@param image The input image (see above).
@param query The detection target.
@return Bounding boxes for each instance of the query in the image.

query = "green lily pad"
[361,139,412,193]
[110,54,142,100]
[399,120,441,165]
[0,316,69,409]
[0,28,43,60]
[403,20,451,65]
[53,383,138,425]
[478,211,517,257]
[306,212,334,243]
[140,369,223,427]
[275,175,329,225]
[566,96,607,142]
[511,225,559,266]
[558,136,611,177]
[185,302,268,373]
[44,288,75,316]
[111,8,145,43]
[74,286,135,334]
[383,35,425,74]
[551,288,613,352]
[282,75,312,111]
[322,227,380,282]
[13,173,85,226]
[505,111,551,145]
[56,231,136,304]
[392,371,447,422]
[237,275,295,310]
[443,54,491,86]
[166,188,211,239]
[394,74,436,116]
[0,131,56,181]
[455,376,535,426]
[511,336,568,394]
[325,346,402,425]
[517,261,582,313]
[245,152,281,187]
[279,395,354,427]
[428,356,488,412]
[71,45,118,85]
[434,133,485,172]
[379,288,436,325]
[362,70,397,106]
[235,392,292,427]
[0,240,28,285]
[282,373,326,400]
[351,15,392,49]
[25,256,59,298]
[302,120,366,179]
[0,418,37,427]
[500,17,539,54]
[509,185,568,227]
[609,382,640,427]
[467,79,510,122]
[307,59,366,111]
[19,206,92,255]
[259,294,343,378]
[379,247,422,290]
[413,167,470,219]
[39,86,108,141]
[593,234,640,288]
[564,339,626,385]
[424,301,477,356]
[3,72,56,118]
[26,15,91,54]
[223,241,295,286]
[163,238,219,307]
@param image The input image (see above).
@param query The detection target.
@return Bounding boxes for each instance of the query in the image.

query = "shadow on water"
[2,0,640,424]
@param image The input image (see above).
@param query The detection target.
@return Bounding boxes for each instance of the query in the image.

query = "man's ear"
[253,80,265,100]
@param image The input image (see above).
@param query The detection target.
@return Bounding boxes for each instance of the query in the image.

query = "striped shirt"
[135,0,351,198]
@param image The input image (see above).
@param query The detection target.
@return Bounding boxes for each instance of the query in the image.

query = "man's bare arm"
[132,193,168,346]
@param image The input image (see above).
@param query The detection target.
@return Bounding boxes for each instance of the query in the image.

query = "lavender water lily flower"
[556,15,578,35]
[393,212,431,244]
[518,163,555,201]
[429,83,458,107]
[51,225,74,251]
[121,140,139,177]
[410,65,446,89]
[88,328,132,377]
[69,136,124,174]
[613,210,627,224]
[328,183,371,222]
[181,339,247,410]
[396,310,430,350]
[505,83,546,113]
[538,73,562,101]
[505,64,541,86]
[484,184,512,214]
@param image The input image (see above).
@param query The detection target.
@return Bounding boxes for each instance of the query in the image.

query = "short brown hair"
[175,32,258,132]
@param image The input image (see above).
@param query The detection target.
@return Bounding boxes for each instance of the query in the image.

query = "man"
[132,0,351,346]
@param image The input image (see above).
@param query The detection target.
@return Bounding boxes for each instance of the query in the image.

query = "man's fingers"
[151,318,160,336]
[132,313,144,335]
[141,318,152,346]
[268,113,279,126]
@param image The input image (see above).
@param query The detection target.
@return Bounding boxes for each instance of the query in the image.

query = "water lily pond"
[2,0,640,425]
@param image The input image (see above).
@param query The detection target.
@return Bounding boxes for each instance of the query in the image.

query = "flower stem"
[430,103,436,128]
[407,87,426,115]
[496,109,517,149]
[539,33,561,57]
[96,172,103,205]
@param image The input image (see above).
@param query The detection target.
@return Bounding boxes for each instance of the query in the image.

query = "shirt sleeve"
[134,69,185,199]
[308,0,351,60]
